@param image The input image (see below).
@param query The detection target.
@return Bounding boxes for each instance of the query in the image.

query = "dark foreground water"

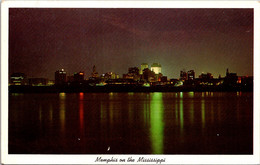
[9,92,253,154]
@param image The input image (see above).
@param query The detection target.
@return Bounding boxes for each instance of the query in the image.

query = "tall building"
[140,63,149,74]
[151,63,162,74]
[55,69,67,85]
[180,70,187,80]
[104,72,119,80]
[187,70,195,80]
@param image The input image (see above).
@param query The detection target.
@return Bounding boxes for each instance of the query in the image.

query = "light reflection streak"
[59,93,66,133]
[79,92,84,131]
[180,92,183,99]
[190,99,194,123]
[188,92,194,123]
[201,99,205,128]
[150,92,164,154]
[143,94,149,126]
[175,103,178,124]
[188,92,194,97]
[109,94,114,124]
[179,97,184,130]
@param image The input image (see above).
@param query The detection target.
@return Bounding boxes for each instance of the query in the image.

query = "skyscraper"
[180,70,187,80]
[140,63,149,75]
[55,69,66,85]
[151,63,162,74]
[187,70,195,80]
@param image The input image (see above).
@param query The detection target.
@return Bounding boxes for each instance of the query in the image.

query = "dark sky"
[9,8,253,80]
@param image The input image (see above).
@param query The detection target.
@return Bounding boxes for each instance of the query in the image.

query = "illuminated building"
[104,72,119,80]
[187,70,195,80]
[140,63,149,74]
[151,63,162,74]
[10,73,27,85]
[124,67,140,80]
[74,72,84,82]
[47,80,55,86]
[198,72,214,85]
[180,70,187,80]
[28,78,48,86]
[55,69,67,85]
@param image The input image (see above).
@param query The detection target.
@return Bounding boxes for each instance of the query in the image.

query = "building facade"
[140,63,149,74]
[187,70,195,80]
[55,69,67,85]
[151,63,162,74]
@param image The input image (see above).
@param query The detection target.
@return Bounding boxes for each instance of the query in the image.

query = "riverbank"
[8,85,253,93]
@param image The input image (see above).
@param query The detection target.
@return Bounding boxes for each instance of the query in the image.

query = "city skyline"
[9,8,253,80]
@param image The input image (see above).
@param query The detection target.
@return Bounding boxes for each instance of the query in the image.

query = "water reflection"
[179,95,184,131]
[8,92,253,154]
[188,91,194,97]
[59,93,66,134]
[201,99,205,128]
[175,103,178,124]
[150,92,164,154]
[79,93,84,131]
[143,94,150,126]
[190,99,194,124]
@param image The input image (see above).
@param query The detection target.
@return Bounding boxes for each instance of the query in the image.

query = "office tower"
[187,70,195,80]
[55,69,67,85]
[140,63,149,74]
[151,63,162,74]
[180,70,187,80]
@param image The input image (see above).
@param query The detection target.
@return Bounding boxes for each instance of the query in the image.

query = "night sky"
[9,8,253,80]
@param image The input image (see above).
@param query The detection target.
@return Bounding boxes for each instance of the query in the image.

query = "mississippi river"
[9,92,253,154]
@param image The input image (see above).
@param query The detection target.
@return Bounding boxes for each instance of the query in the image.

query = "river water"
[9,92,253,154]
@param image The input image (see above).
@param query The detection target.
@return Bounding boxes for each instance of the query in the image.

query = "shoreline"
[8,85,253,93]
